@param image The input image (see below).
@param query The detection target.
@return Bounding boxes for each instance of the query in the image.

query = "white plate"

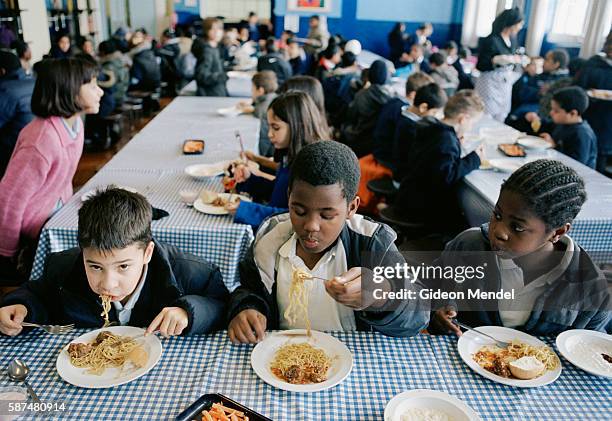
[587,89,612,101]
[250,330,353,393]
[193,193,251,215]
[184,162,228,179]
[556,329,612,379]
[384,389,481,421]
[488,158,524,173]
[80,186,138,202]
[56,326,162,389]
[217,106,242,117]
[517,136,552,150]
[457,326,562,388]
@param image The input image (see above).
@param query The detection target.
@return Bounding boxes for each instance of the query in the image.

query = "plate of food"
[457,326,562,387]
[56,326,162,389]
[216,106,242,117]
[176,393,272,421]
[487,158,524,173]
[185,162,228,179]
[556,329,612,379]
[250,329,353,393]
[384,389,481,421]
[517,135,552,150]
[587,89,612,101]
[193,191,251,215]
[498,143,526,157]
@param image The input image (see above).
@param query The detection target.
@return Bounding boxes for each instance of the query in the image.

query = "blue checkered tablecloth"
[0,330,609,420]
[29,96,262,291]
[460,116,612,265]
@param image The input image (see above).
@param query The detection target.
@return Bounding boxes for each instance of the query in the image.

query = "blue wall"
[273,0,465,57]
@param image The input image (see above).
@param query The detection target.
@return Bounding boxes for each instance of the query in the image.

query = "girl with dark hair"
[475,7,525,121]
[430,159,611,336]
[48,33,73,59]
[226,91,330,228]
[0,58,103,283]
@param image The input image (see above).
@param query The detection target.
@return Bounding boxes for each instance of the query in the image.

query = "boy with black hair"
[393,83,447,186]
[237,70,278,119]
[428,52,459,96]
[227,141,429,343]
[539,86,597,169]
[0,188,229,337]
[257,37,292,87]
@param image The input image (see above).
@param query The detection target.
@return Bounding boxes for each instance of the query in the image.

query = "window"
[475,0,499,38]
[549,0,590,41]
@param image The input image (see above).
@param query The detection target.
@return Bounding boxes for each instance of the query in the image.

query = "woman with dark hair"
[475,7,525,121]
[0,58,103,283]
[226,91,330,228]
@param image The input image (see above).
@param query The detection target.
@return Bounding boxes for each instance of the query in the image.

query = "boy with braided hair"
[429,159,611,335]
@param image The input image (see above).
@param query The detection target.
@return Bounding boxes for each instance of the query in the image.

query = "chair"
[367,177,398,202]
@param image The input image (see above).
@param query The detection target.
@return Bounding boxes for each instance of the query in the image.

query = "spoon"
[7,359,40,403]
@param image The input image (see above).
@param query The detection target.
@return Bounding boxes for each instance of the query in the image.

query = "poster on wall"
[287,0,332,13]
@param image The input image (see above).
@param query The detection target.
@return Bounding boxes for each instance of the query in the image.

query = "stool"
[379,205,426,245]
[367,177,398,202]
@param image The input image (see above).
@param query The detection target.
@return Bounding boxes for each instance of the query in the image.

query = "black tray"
[175,393,272,421]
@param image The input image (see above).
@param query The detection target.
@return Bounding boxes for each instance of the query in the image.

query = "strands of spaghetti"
[284,267,314,336]
[473,340,559,378]
[270,342,331,384]
[201,403,250,421]
[68,331,145,375]
[100,295,112,327]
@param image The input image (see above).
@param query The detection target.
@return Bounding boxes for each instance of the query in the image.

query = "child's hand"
[325,267,365,310]
[539,133,555,147]
[524,112,539,123]
[225,200,240,215]
[243,150,256,162]
[475,144,486,162]
[228,309,267,344]
[0,304,27,336]
[147,307,188,338]
[232,164,251,183]
[429,306,462,336]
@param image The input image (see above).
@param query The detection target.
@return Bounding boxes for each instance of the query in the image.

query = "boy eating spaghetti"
[0,187,228,337]
[227,141,429,344]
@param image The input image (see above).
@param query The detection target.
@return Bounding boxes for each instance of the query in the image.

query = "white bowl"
[384,389,481,421]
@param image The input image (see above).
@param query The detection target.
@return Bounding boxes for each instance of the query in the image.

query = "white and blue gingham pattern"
[0,330,609,421]
[30,97,262,291]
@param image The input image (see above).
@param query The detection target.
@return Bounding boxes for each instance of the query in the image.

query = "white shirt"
[498,236,574,327]
[276,233,356,332]
[113,265,148,325]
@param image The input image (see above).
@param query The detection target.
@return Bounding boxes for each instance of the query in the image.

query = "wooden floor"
[72,97,173,190]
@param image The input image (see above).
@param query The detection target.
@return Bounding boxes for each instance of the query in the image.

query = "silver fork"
[453,320,510,348]
[20,322,75,335]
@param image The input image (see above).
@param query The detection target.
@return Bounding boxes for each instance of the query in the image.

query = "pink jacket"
[0,116,83,256]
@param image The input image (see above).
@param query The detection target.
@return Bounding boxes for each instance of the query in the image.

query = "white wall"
[200,0,270,21]
[20,0,51,63]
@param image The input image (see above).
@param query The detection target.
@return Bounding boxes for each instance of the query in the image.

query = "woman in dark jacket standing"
[191,17,228,97]
[474,7,524,121]
[388,22,410,68]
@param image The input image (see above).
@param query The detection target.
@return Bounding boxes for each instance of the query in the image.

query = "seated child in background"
[227,141,430,344]
[539,87,597,169]
[286,38,308,76]
[429,160,611,336]
[395,90,486,238]
[392,83,447,187]
[227,91,330,228]
[237,70,278,119]
[444,41,473,90]
[356,72,435,213]
[428,52,459,97]
[0,188,229,337]
[507,49,570,127]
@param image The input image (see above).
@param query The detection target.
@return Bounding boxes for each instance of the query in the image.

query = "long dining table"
[0,329,609,420]
[29,97,260,291]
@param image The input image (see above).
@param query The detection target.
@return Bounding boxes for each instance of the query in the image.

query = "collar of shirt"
[113,264,149,313]
[278,233,339,271]
[61,117,81,139]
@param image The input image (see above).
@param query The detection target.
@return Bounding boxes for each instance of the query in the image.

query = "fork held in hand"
[452,320,510,348]
[20,322,75,335]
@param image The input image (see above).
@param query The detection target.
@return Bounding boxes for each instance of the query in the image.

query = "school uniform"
[191,39,229,97]
[430,225,611,335]
[257,52,292,87]
[0,241,229,334]
[228,213,430,337]
[391,107,421,185]
[234,161,289,229]
[372,97,409,170]
[551,121,598,169]
[509,69,569,118]
[394,117,480,234]
[253,93,276,120]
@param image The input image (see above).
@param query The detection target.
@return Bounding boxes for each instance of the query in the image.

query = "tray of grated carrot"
[175,393,272,421]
